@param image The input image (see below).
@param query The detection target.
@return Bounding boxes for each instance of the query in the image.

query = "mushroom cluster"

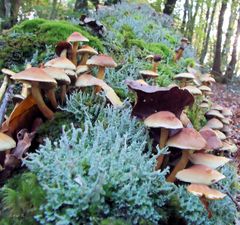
[126,75,233,217]
[0,31,122,177]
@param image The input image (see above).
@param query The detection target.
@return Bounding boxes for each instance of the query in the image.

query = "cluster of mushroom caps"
[143,110,230,216]
[1,31,122,121]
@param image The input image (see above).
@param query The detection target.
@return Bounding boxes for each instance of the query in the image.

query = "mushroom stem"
[167,150,190,182]
[95,66,105,93]
[155,128,169,170]
[80,53,89,65]
[60,85,67,105]
[200,196,212,218]
[0,76,9,102]
[72,42,79,66]
[45,88,58,110]
[60,49,68,57]
[21,83,30,98]
[31,82,54,120]
[152,62,159,73]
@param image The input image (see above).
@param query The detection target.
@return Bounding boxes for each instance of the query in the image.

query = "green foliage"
[186,99,207,130]
[0,172,45,225]
[26,94,174,224]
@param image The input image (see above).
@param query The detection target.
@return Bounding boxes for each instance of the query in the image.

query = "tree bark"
[181,0,189,33]
[212,1,227,78]
[50,0,58,19]
[200,0,217,64]
[221,0,238,71]
[225,9,240,82]
[163,0,178,15]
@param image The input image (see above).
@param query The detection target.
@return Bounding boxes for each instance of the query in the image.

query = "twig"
[0,84,14,125]
[217,183,240,211]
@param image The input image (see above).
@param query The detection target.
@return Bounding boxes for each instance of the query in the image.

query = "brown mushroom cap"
[44,57,76,70]
[144,111,183,129]
[199,85,212,92]
[77,45,98,55]
[87,54,117,68]
[0,132,16,151]
[200,102,209,109]
[139,70,159,78]
[221,117,231,125]
[211,104,223,111]
[199,127,223,150]
[187,184,226,200]
[189,153,230,169]
[174,73,195,80]
[221,125,231,134]
[167,128,206,150]
[2,68,16,76]
[176,164,225,185]
[43,67,70,85]
[182,86,202,95]
[221,108,233,117]
[214,130,226,140]
[206,118,224,129]
[11,67,57,88]
[55,41,72,57]
[220,141,237,152]
[205,110,224,119]
[67,32,89,42]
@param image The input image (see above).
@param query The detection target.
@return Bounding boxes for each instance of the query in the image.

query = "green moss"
[0,172,45,225]
[13,19,104,52]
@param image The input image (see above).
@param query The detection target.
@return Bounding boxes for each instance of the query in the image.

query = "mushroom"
[75,73,123,107]
[174,73,195,87]
[43,67,71,108]
[87,54,117,93]
[0,69,15,101]
[199,127,223,151]
[221,108,233,117]
[166,128,206,182]
[139,70,159,80]
[67,32,89,66]
[78,45,98,65]
[0,132,16,151]
[55,41,73,59]
[152,55,162,73]
[214,130,226,140]
[144,111,183,169]
[176,164,225,185]
[211,103,223,111]
[11,68,57,120]
[182,86,202,96]
[205,110,224,120]
[187,183,226,218]
[205,118,224,130]
[189,153,230,169]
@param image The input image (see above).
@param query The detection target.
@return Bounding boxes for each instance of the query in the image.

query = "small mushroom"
[144,111,183,169]
[174,73,195,87]
[87,54,117,93]
[176,164,225,185]
[0,132,16,151]
[189,153,230,169]
[55,41,73,59]
[205,118,224,130]
[67,32,89,66]
[166,128,206,182]
[78,45,98,65]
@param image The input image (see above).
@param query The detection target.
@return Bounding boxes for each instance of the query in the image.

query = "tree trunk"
[181,0,189,33]
[211,1,227,78]
[50,0,58,19]
[225,9,240,82]
[221,0,238,71]
[200,0,217,64]
[163,0,177,15]
[10,0,21,26]
[74,0,88,11]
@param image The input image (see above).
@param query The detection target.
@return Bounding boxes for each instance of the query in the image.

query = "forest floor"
[211,83,240,172]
